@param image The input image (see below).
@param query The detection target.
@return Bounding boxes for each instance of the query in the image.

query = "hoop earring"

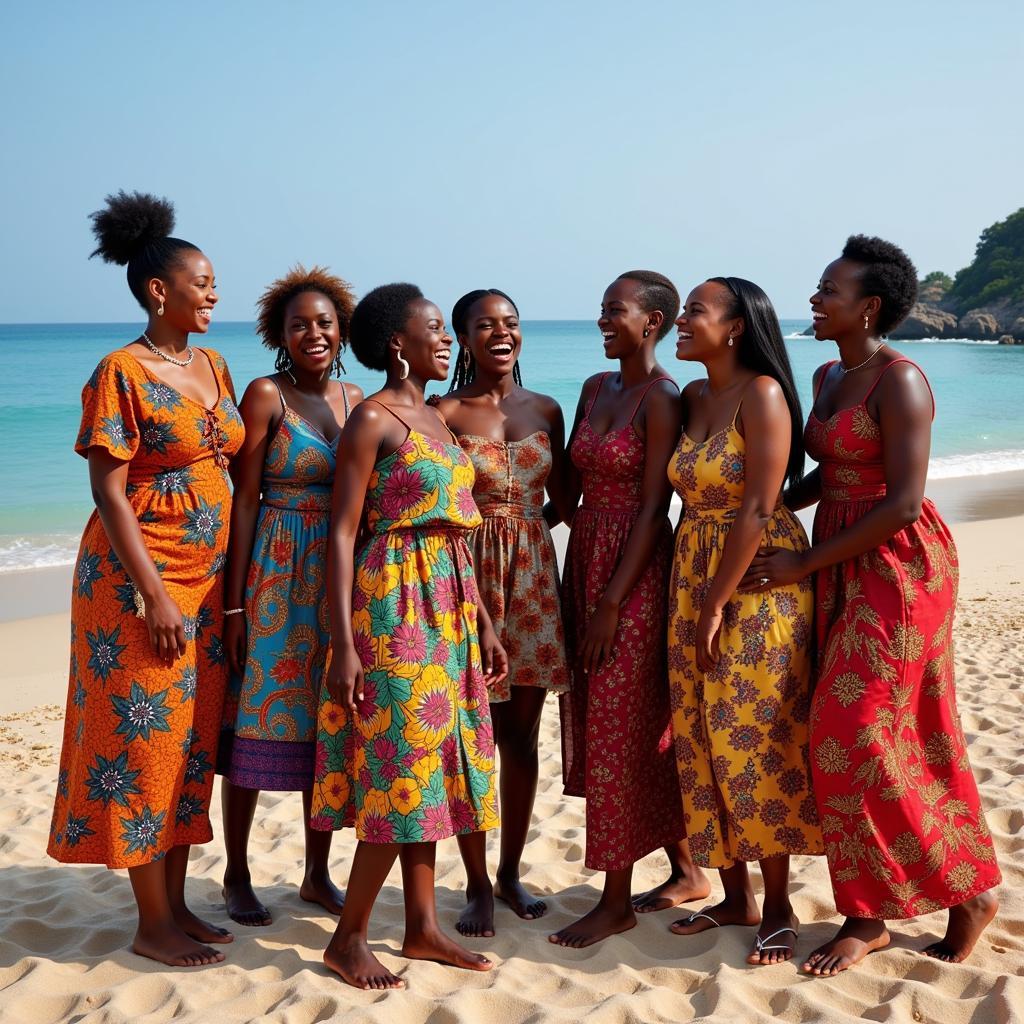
[157,302,165,316]
[460,347,470,371]
[397,351,410,380]
[863,314,870,329]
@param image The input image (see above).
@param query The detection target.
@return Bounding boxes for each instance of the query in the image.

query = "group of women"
[47,190,1001,991]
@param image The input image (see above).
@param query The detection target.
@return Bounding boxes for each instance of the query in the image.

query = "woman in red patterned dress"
[549,272,710,949]
[743,236,1000,975]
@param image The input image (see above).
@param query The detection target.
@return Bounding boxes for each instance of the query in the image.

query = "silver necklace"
[142,331,194,367]
[838,345,882,374]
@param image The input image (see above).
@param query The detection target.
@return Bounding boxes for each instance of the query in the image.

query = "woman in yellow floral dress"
[311,283,507,991]
[667,278,822,966]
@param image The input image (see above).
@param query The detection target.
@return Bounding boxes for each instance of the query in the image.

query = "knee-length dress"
[560,374,685,872]
[48,348,244,868]
[666,416,822,869]
[458,432,569,702]
[311,405,499,842]
[218,380,349,791]
[805,359,1000,919]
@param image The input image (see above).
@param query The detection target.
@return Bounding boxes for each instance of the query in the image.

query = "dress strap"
[629,376,678,424]
[269,376,288,414]
[584,373,610,418]
[341,382,351,421]
[862,358,935,417]
[362,398,412,430]
[730,377,761,427]
[813,361,838,401]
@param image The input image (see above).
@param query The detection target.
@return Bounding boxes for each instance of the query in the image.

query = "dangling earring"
[460,347,470,371]
[157,302,165,316]
[337,345,348,376]
[863,314,870,329]
[397,351,410,380]
[276,348,297,385]
[727,336,734,347]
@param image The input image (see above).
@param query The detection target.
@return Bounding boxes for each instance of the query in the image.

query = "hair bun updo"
[87,190,200,310]
[89,190,177,266]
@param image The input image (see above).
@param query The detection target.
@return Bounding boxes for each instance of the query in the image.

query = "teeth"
[602,332,615,339]
[677,332,692,339]
[812,312,827,320]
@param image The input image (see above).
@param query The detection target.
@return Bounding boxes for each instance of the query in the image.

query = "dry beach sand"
[0,506,1021,1023]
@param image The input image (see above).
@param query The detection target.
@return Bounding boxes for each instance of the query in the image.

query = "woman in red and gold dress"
[743,235,1000,975]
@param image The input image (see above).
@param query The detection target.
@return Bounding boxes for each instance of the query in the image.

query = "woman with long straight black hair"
[664,277,823,966]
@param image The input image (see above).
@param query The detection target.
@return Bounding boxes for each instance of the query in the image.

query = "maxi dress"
[560,373,685,872]
[666,404,822,869]
[218,380,349,790]
[311,403,499,842]
[804,359,1000,919]
[458,432,569,702]
[48,348,244,868]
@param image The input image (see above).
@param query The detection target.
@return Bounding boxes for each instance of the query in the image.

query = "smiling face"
[460,293,521,377]
[675,281,740,362]
[395,299,452,381]
[810,258,873,340]
[598,277,657,359]
[149,250,218,334]
[282,290,341,375]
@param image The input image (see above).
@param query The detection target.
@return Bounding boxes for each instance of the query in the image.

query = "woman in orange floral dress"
[47,192,244,968]
[744,236,1000,975]
[432,288,572,938]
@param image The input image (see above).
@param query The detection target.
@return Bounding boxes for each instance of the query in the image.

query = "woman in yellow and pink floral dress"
[432,288,572,939]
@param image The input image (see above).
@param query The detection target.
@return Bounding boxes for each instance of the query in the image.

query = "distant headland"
[805,208,1024,343]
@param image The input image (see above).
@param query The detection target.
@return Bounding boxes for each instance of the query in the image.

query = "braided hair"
[89,191,201,311]
[447,288,524,391]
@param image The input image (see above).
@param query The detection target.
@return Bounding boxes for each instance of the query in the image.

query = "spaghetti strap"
[730,377,760,427]
[584,372,610,419]
[813,361,837,402]
[363,397,413,431]
[270,376,288,413]
[629,376,677,424]
[341,382,351,421]
[862,358,935,416]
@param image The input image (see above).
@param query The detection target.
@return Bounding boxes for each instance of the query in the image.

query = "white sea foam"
[784,333,1003,345]
[928,450,1024,479]
[0,535,80,573]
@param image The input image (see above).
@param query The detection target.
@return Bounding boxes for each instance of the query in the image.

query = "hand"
[224,612,247,677]
[326,644,364,713]
[581,597,620,676]
[144,589,186,666]
[478,622,509,686]
[695,605,724,674]
[738,546,809,593]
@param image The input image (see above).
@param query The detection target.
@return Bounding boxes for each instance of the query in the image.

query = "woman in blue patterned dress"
[218,267,362,926]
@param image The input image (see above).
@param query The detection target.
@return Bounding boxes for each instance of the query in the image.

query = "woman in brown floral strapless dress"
[432,288,571,939]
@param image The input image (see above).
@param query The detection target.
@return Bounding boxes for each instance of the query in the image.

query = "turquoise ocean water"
[2,321,1022,571]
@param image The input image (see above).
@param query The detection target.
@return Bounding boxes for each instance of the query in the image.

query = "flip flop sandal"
[752,926,798,961]
[672,910,721,932]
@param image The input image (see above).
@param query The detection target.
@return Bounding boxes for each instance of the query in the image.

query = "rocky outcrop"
[958,310,1001,338]
[889,303,959,340]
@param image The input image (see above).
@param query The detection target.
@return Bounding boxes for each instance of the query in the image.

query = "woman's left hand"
[479,622,509,686]
[739,546,810,592]
[581,597,620,676]
[695,605,724,674]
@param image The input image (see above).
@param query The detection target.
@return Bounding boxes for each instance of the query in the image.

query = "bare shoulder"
[340,379,365,404]
[522,388,563,425]
[429,393,461,419]
[645,376,682,407]
[875,358,931,406]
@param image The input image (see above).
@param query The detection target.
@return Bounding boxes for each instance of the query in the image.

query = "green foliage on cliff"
[948,207,1024,311]
[919,271,953,303]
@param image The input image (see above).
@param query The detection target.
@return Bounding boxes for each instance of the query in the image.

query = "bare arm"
[581,382,681,674]
[88,451,185,665]
[743,363,933,588]
[695,379,790,671]
[223,378,282,675]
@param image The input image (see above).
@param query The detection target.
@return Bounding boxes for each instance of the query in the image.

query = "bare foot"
[670,896,760,935]
[495,874,547,920]
[456,884,495,937]
[133,921,226,967]
[802,917,890,976]
[300,872,346,916]
[747,910,799,966]
[632,871,712,914]
[922,890,998,963]
[324,933,405,990]
[222,876,272,927]
[403,927,493,971]
[548,904,636,948]
[173,905,234,944]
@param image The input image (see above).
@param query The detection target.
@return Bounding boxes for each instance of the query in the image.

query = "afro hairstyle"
[349,283,424,371]
[841,234,918,335]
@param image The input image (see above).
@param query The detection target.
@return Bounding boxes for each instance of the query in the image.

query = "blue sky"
[1,0,1021,322]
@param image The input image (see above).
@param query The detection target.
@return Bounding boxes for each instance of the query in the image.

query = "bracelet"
[224,607,245,617]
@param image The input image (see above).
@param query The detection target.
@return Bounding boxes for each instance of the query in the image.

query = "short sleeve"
[75,354,140,461]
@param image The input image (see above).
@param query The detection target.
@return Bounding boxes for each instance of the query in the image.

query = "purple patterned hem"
[227,737,315,792]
